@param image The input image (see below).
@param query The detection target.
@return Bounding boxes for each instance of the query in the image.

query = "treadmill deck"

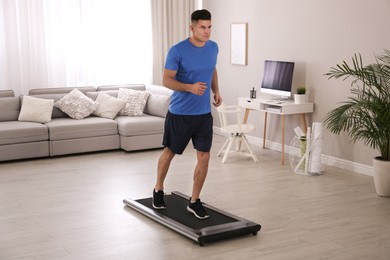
[123,191,261,245]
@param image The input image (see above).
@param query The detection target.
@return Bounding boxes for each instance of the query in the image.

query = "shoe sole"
[152,203,166,209]
[187,206,209,219]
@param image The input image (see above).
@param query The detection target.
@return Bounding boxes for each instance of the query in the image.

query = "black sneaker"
[187,198,210,219]
[152,189,166,209]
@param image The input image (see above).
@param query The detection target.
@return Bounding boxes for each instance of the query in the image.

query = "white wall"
[204,0,390,170]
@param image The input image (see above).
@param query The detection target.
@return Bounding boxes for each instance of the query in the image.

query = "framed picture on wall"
[230,23,248,65]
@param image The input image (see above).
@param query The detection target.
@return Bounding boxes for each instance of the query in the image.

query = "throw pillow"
[54,89,98,119]
[144,93,170,118]
[18,95,54,123]
[117,88,150,116]
[93,92,126,119]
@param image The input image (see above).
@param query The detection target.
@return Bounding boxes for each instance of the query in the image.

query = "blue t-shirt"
[165,38,218,115]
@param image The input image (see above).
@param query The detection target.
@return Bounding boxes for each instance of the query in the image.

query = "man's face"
[191,19,212,43]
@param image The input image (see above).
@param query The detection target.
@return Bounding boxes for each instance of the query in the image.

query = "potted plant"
[323,49,390,197]
[294,87,306,104]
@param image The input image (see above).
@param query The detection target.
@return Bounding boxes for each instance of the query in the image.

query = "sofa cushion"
[144,93,170,118]
[29,86,96,95]
[18,96,54,123]
[93,92,126,119]
[54,89,98,119]
[97,84,146,91]
[146,84,173,96]
[117,88,150,116]
[86,90,118,100]
[0,90,15,97]
[0,97,20,121]
[0,121,48,145]
[115,115,165,136]
[46,117,118,140]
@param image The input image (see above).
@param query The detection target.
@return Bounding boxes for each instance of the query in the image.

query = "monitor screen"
[260,60,295,98]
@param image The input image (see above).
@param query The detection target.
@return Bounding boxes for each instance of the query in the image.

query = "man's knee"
[197,151,210,162]
[161,147,175,161]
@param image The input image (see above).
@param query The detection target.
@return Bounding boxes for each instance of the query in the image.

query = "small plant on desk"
[294,87,306,104]
[297,87,306,95]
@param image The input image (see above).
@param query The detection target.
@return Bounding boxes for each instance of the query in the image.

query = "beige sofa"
[0,84,172,162]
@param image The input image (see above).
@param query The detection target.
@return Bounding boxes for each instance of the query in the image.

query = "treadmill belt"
[136,194,236,230]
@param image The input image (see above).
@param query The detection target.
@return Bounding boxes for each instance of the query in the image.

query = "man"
[153,9,222,219]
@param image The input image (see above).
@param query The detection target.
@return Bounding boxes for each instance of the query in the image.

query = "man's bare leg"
[153,147,175,209]
[191,150,210,200]
[187,150,211,219]
[155,147,175,191]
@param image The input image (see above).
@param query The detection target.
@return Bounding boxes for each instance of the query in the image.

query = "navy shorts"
[163,111,213,154]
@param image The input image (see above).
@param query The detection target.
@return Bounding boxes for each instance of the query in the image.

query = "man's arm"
[211,69,222,107]
[163,69,207,96]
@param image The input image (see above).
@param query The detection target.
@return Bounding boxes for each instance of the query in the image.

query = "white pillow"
[146,84,173,96]
[54,89,98,119]
[117,88,150,116]
[93,92,126,119]
[18,96,54,123]
[144,93,170,118]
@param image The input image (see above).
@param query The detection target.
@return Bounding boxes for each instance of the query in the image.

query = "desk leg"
[263,112,268,148]
[243,108,250,124]
[282,114,285,165]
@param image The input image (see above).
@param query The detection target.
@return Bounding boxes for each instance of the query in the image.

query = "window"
[0,0,152,93]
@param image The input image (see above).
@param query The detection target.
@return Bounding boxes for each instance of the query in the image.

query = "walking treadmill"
[123,191,261,246]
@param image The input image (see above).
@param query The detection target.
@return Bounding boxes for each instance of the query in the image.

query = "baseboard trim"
[213,126,373,177]
[324,156,373,176]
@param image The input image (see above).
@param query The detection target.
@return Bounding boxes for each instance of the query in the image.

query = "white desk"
[238,97,314,165]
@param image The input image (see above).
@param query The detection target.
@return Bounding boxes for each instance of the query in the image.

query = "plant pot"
[373,157,390,197]
[294,94,306,104]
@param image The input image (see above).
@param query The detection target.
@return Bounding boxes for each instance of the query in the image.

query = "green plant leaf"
[324,49,390,161]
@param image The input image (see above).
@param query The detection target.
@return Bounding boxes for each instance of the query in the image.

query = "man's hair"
[191,9,211,23]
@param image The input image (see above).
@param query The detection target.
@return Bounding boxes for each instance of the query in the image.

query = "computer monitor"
[260,60,295,99]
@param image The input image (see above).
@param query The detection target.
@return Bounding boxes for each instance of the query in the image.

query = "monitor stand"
[261,95,290,103]
[276,96,290,101]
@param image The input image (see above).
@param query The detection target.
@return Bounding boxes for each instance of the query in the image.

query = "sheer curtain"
[0,0,152,95]
[151,0,197,85]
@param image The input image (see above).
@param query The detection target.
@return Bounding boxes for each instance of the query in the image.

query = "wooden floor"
[1,135,389,259]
